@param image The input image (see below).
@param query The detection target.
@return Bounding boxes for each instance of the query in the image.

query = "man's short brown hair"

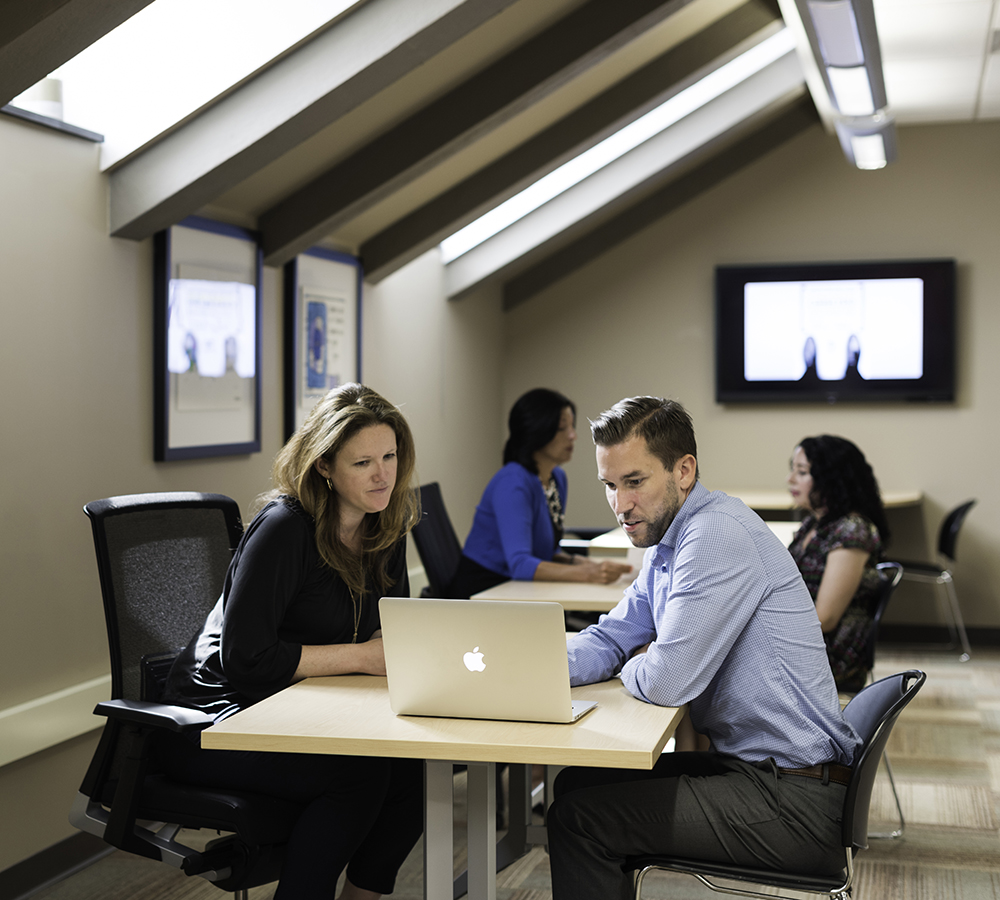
[590,396,698,474]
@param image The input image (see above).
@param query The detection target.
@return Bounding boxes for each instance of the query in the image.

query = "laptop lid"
[379,597,595,724]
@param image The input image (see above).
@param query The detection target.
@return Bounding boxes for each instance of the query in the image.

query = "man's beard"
[625,480,681,548]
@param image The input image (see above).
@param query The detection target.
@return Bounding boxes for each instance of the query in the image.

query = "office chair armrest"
[95,699,215,733]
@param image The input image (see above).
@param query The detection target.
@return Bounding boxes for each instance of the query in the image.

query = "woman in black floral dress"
[787,435,889,692]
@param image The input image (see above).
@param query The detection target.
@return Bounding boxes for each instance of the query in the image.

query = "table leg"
[429,762,541,900]
[424,760,454,900]
[495,763,531,866]
[466,761,496,900]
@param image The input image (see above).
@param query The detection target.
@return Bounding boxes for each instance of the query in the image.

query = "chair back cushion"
[411,483,462,595]
[861,562,904,673]
[84,493,243,702]
[841,669,925,850]
[938,499,976,562]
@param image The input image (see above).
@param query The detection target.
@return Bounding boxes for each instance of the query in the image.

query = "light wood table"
[589,519,802,557]
[204,674,682,900]
[588,492,921,555]
[471,577,631,611]
[721,488,922,512]
[472,521,804,611]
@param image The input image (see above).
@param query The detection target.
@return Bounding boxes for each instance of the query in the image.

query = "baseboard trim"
[0,832,112,900]
[879,624,1000,647]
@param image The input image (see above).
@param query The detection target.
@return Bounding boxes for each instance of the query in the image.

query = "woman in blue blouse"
[448,388,631,598]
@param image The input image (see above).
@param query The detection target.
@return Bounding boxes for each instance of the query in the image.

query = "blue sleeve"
[566,549,656,685]
[619,514,769,707]
[493,467,550,580]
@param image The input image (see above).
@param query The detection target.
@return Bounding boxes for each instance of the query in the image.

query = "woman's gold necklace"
[340,524,364,643]
[350,589,361,643]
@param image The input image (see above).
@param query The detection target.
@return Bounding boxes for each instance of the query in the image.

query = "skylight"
[12,0,359,168]
[439,27,797,264]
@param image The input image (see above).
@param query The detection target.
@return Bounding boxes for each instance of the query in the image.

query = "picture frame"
[283,248,363,440]
[153,216,262,460]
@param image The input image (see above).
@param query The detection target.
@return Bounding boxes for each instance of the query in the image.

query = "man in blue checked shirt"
[547,396,862,900]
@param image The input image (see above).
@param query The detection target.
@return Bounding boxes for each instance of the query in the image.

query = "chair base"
[900,568,972,662]
[868,751,904,840]
[630,849,854,900]
[70,792,285,894]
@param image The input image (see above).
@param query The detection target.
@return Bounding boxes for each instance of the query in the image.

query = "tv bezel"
[715,259,956,404]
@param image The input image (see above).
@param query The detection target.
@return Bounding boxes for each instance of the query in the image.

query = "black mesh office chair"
[412,482,463,596]
[627,670,926,900]
[898,499,976,661]
[70,492,301,899]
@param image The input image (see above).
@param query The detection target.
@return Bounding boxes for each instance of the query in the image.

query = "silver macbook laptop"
[379,597,597,724]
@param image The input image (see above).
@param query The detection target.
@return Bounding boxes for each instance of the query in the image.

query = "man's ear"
[674,454,698,492]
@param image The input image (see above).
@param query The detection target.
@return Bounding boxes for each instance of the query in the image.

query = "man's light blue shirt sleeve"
[618,513,769,706]
[567,549,657,686]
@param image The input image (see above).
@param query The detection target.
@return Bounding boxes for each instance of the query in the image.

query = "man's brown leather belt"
[777,763,852,786]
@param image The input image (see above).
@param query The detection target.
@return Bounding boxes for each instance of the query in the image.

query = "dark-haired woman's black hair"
[503,388,575,475]
[798,435,890,545]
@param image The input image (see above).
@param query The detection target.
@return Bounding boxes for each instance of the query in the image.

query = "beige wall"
[502,120,1000,628]
[0,117,285,870]
[362,251,506,555]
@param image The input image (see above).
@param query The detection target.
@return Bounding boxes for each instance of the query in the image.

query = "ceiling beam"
[257,0,697,267]
[502,94,819,309]
[361,0,782,283]
[108,0,522,241]
[0,0,155,107]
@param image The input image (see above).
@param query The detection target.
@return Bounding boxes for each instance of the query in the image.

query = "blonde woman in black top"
[162,383,421,900]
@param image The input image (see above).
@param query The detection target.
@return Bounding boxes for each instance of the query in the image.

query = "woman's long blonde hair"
[257,383,420,596]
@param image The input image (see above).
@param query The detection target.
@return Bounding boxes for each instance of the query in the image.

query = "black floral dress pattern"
[789,512,882,693]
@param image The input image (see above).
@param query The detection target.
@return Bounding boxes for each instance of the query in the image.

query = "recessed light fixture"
[849,133,886,169]
[826,65,874,116]
[793,0,894,169]
[807,0,864,66]
[835,112,895,169]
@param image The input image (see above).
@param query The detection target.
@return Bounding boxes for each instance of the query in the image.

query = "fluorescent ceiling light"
[806,0,864,66]
[835,113,894,169]
[826,65,874,115]
[849,133,886,169]
[439,28,796,264]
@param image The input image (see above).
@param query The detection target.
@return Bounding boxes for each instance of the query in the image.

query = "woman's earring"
[325,477,334,492]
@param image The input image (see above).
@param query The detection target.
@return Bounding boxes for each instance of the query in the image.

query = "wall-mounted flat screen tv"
[715,259,955,403]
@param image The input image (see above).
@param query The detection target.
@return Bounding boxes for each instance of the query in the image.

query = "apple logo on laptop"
[463,646,486,672]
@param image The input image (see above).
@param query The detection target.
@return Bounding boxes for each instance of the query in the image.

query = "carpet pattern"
[28,648,1000,900]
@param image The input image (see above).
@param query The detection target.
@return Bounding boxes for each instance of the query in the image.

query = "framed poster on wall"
[153,216,262,460]
[283,248,362,440]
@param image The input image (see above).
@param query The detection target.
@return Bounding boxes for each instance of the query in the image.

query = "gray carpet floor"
[30,647,1000,900]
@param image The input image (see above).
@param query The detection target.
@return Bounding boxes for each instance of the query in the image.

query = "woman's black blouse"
[162,497,409,721]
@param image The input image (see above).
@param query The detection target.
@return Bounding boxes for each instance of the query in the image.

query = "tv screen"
[715,259,955,403]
